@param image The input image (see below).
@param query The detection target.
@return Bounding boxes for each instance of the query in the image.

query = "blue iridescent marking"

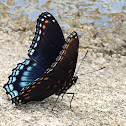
[12,77,16,83]
[8,79,12,84]
[5,85,10,92]
[12,69,16,75]
[22,60,26,64]
[10,76,13,80]
[9,92,14,98]
[17,64,22,69]
[27,66,33,71]
[33,63,37,67]
[13,90,18,97]
[21,76,29,81]
[20,82,28,87]
[20,65,24,70]
[8,76,13,84]
[15,70,19,75]
[23,71,30,76]
[9,84,14,91]
[25,60,30,65]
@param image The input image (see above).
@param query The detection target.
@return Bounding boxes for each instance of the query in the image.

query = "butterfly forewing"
[28,11,65,66]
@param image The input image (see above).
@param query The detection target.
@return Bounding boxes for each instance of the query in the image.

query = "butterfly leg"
[72,76,78,84]
[60,92,75,108]
[65,92,74,108]
[52,95,60,111]
[61,92,66,101]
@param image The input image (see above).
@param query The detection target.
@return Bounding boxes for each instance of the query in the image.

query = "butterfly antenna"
[80,66,105,75]
[75,50,105,75]
[75,50,88,75]
[61,92,65,101]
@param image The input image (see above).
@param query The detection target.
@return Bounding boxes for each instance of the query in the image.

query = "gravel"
[0,13,126,126]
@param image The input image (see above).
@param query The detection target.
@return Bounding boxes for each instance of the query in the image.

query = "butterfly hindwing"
[14,31,79,104]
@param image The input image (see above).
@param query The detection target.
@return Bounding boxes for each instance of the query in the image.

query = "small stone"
[7,0,15,6]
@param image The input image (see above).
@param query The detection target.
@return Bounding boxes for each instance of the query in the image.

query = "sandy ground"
[0,14,126,126]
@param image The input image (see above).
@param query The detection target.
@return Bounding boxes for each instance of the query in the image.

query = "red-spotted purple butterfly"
[3,12,79,105]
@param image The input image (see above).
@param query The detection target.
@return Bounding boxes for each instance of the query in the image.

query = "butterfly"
[3,12,79,105]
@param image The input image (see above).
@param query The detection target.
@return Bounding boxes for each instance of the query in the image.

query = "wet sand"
[0,13,126,126]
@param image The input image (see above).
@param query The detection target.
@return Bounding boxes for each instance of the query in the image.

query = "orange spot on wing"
[23,93,29,97]
[37,81,41,84]
[47,86,50,89]
[44,77,49,80]
[25,96,30,99]
[42,32,45,35]
[54,85,57,87]
[69,38,73,43]
[31,85,36,88]
[63,51,66,55]
[27,90,31,92]
[68,69,72,74]
[42,25,46,29]
[63,80,67,87]
[68,61,73,66]
[69,77,73,83]
[57,80,60,83]
[60,57,63,61]
[66,44,69,49]
[45,20,48,23]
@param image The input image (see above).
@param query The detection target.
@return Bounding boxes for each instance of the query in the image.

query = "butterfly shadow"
[15,95,72,110]
[14,94,86,118]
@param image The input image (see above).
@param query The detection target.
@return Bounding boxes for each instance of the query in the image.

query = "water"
[0,0,126,34]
